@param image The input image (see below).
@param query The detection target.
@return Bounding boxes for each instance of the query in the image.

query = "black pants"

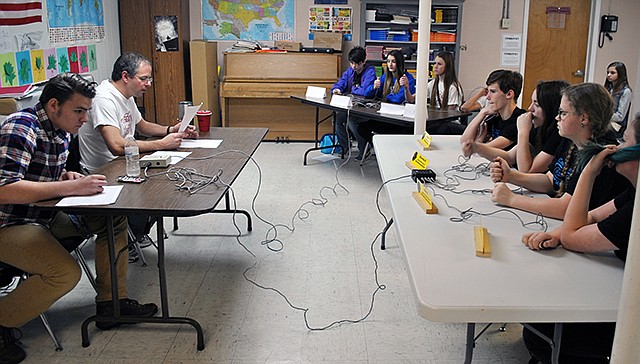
[128,215,156,241]
[523,322,614,364]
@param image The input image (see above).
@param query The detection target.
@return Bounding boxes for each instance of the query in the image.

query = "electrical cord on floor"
[215,174,388,331]
[170,148,389,330]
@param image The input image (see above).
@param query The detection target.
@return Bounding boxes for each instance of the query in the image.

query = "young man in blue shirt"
[331,46,377,155]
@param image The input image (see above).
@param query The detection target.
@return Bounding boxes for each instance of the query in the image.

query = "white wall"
[124,0,640,110]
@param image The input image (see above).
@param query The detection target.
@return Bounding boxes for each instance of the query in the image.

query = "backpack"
[319,133,342,154]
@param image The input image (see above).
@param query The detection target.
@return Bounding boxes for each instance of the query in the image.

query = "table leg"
[81,217,206,351]
[465,323,475,364]
[208,190,253,232]
[303,108,337,165]
[82,215,120,347]
[381,218,394,250]
[551,323,563,364]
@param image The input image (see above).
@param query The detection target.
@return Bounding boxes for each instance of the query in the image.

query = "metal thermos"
[178,101,193,119]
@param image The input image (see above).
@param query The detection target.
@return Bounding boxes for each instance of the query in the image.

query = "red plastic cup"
[196,110,212,132]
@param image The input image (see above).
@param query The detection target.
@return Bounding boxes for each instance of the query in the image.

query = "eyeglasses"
[134,75,153,84]
[557,108,576,118]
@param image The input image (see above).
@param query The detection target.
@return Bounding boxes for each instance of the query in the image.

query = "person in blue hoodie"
[355,50,416,160]
[331,46,377,154]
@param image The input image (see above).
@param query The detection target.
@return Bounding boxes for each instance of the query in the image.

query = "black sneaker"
[0,326,26,364]
[95,298,158,330]
[137,234,153,248]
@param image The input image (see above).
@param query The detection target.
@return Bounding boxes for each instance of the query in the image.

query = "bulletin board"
[308,6,352,41]
[0,0,105,93]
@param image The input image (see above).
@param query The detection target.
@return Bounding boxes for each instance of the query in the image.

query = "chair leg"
[127,228,148,267]
[17,274,63,351]
[39,312,63,351]
[74,247,97,292]
[360,142,371,166]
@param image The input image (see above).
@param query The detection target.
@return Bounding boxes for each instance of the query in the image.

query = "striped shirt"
[0,103,69,227]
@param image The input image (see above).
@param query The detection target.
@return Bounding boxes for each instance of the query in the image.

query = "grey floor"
[17,142,531,363]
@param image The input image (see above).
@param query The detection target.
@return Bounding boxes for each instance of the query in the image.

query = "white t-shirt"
[78,79,142,172]
[427,79,462,108]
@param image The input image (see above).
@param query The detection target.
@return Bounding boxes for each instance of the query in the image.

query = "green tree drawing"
[3,62,16,85]
[35,56,43,71]
[47,54,57,70]
[70,51,78,63]
[59,55,69,72]
[80,51,88,68]
[18,58,30,83]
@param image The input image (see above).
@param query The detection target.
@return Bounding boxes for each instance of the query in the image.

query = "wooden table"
[36,127,267,350]
[373,134,624,364]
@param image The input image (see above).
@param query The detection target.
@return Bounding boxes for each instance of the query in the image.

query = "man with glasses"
[78,52,198,257]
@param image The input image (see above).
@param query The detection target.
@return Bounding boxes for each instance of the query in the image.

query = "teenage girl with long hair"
[604,61,633,137]
[490,83,630,219]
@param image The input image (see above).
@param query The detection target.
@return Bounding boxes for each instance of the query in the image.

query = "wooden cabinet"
[118,0,190,125]
[220,52,341,141]
[360,0,463,77]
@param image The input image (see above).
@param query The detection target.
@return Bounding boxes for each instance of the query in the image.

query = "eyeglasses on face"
[557,108,576,118]
[133,74,153,84]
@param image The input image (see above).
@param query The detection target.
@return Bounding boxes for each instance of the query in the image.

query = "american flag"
[0,0,42,26]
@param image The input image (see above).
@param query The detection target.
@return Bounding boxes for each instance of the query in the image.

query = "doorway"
[522,0,591,107]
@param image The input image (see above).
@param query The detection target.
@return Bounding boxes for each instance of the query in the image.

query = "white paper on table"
[179,103,203,132]
[149,151,191,165]
[378,102,404,115]
[180,139,222,149]
[56,185,123,207]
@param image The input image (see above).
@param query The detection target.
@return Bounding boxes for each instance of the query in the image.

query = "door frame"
[520,0,603,103]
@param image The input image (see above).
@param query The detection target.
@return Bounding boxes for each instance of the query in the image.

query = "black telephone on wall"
[601,15,618,33]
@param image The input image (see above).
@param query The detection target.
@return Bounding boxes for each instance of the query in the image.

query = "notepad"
[56,185,123,206]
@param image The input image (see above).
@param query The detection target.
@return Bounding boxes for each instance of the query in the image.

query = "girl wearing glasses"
[520,113,640,364]
[489,83,630,219]
[604,61,632,138]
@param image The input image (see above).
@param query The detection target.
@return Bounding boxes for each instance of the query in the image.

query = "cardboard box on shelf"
[313,32,343,51]
[274,40,301,52]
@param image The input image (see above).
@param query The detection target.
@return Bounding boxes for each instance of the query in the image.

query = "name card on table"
[405,150,430,170]
[330,94,352,108]
[412,180,438,214]
[417,131,433,150]
[378,102,404,115]
[403,103,416,119]
[306,86,327,99]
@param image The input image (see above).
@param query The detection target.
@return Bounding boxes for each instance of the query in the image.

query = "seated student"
[468,80,569,173]
[460,69,526,155]
[355,50,416,160]
[331,46,377,153]
[78,52,198,251]
[460,86,488,113]
[519,113,640,364]
[0,73,157,364]
[421,51,466,135]
[490,83,631,219]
